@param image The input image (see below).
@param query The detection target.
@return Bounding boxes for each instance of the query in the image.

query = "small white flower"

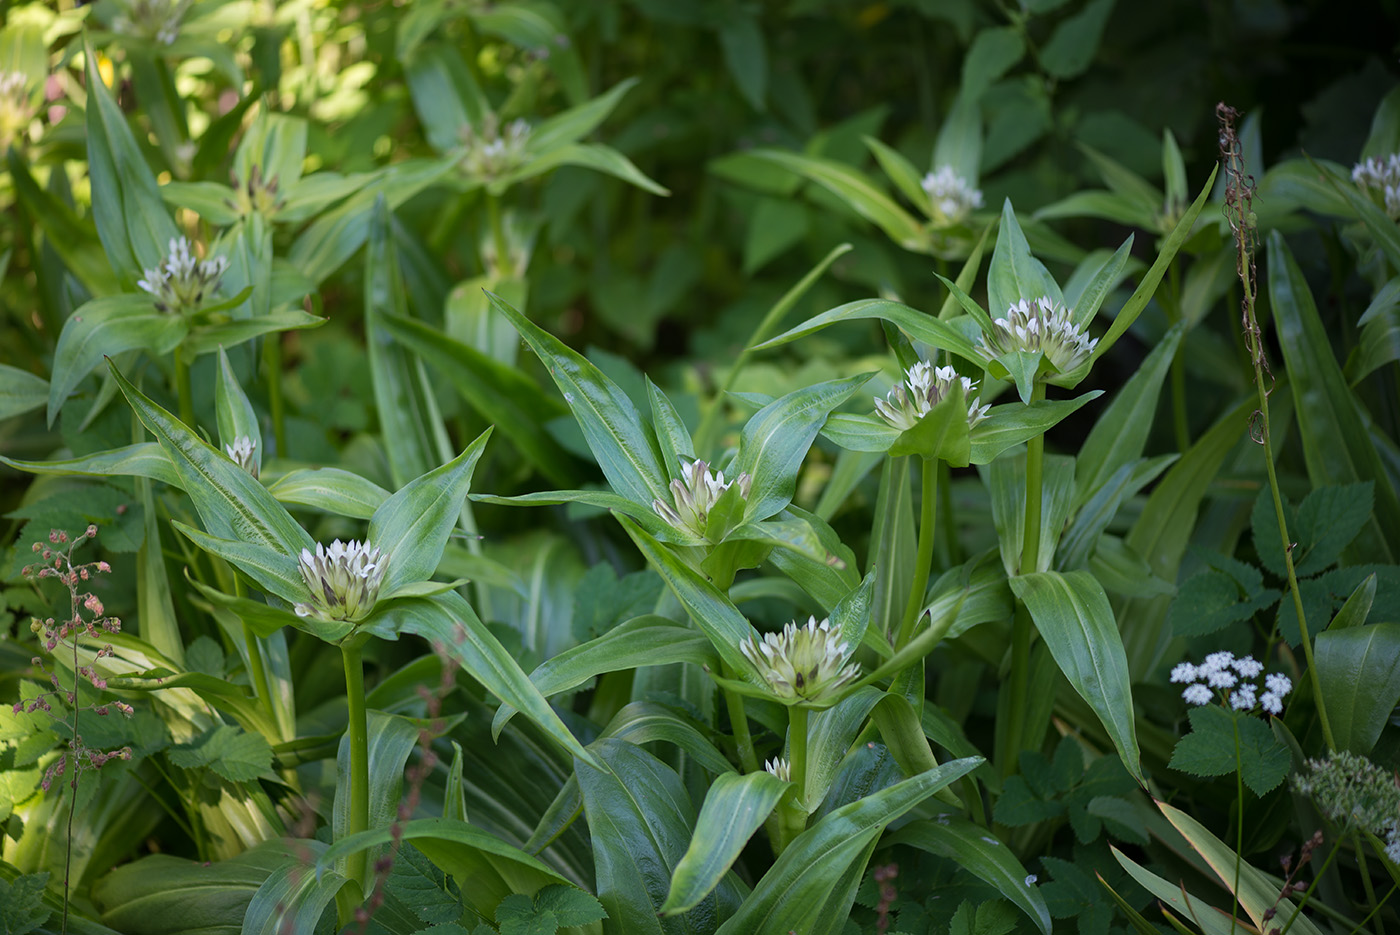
[764,758,791,782]
[294,539,388,623]
[114,0,193,45]
[1182,684,1212,706]
[1353,154,1400,220]
[1232,655,1263,678]
[1260,691,1284,715]
[1169,662,1197,683]
[873,360,990,432]
[0,71,31,149]
[1206,668,1237,689]
[1229,686,1257,711]
[652,458,753,540]
[977,296,1098,375]
[137,237,230,314]
[921,165,983,226]
[739,616,861,705]
[224,436,258,478]
[1386,829,1400,865]
[1265,672,1292,697]
[1200,651,1235,674]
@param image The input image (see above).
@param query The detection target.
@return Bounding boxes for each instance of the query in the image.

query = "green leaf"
[1167,566,1278,638]
[265,467,391,519]
[530,78,640,152]
[490,291,670,509]
[168,724,273,782]
[887,818,1051,935]
[369,429,491,594]
[755,297,985,365]
[714,758,980,935]
[182,305,323,358]
[1068,236,1134,328]
[864,136,927,212]
[533,884,607,928]
[987,200,1064,318]
[1268,231,1399,562]
[110,361,314,556]
[173,522,309,611]
[1010,571,1142,784]
[0,365,47,421]
[1110,846,1243,935]
[967,392,1103,464]
[1169,706,1289,796]
[1315,623,1400,754]
[0,443,180,488]
[1293,482,1375,576]
[962,26,1025,101]
[934,91,982,187]
[334,709,420,872]
[48,294,188,425]
[718,14,767,111]
[494,143,670,197]
[661,771,788,915]
[734,374,868,520]
[0,872,50,935]
[889,380,971,464]
[1039,0,1116,79]
[214,347,261,473]
[1059,455,1176,571]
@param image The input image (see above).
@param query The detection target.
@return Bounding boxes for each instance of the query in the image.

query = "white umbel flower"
[739,616,861,705]
[1353,154,1400,220]
[978,296,1098,374]
[0,71,31,149]
[1173,651,1292,716]
[295,539,388,623]
[873,360,990,432]
[652,458,752,540]
[137,237,230,314]
[921,165,983,226]
[225,436,258,478]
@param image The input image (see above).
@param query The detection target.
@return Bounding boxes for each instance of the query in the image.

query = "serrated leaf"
[0,872,50,935]
[168,724,273,781]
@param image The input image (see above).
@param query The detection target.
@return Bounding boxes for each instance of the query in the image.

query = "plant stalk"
[776,705,810,853]
[1003,383,1046,774]
[263,334,286,458]
[486,192,512,279]
[897,457,939,648]
[341,639,370,900]
[722,664,759,776]
[174,345,194,427]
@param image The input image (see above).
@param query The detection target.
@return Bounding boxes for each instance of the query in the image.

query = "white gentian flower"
[137,237,230,314]
[764,757,791,782]
[1182,684,1212,706]
[978,296,1098,374]
[225,436,258,478]
[873,360,990,432]
[739,616,861,705]
[921,165,983,226]
[0,71,31,149]
[294,539,388,623]
[114,0,193,45]
[1232,655,1263,678]
[460,113,531,178]
[229,163,284,218]
[652,458,752,540]
[1353,154,1400,220]
[1169,662,1197,683]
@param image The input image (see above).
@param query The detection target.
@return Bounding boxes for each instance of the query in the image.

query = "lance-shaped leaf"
[616,514,758,676]
[1010,570,1143,784]
[214,347,261,472]
[243,843,346,935]
[661,771,789,916]
[755,297,985,365]
[109,360,313,556]
[264,468,391,520]
[493,142,669,196]
[733,373,868,520]
[490,290,670,509]
[714,758,981,935]
[175,522,309,613]
[1315,622,1400,755]
[333,710,420,872]
[48,295,188,424]
[987,199,1064,317]
[368,428,491,597]
[887,818,1051,935]
[0,364,47,421]
[1,443,180,488]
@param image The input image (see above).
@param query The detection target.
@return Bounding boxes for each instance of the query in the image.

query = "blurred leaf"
[0,365,48,421]
[962,27,1025,101]
[1315,623,1400,754]
[168,725,273,782]
[718,14,767,111]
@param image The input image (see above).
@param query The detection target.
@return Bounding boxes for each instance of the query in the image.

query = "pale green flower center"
[874,360,990,431]
[295,539,388,623]
[137,237,230,315]
[739,615,860,704]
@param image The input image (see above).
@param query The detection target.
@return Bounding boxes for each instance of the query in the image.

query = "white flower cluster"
[114,0,193,45]
[764,757,791,782]
[1171,651,1291,715]
[740,616,861,705]
[1352,154,1400,220]
[978,296,1098,374]
[873,360,991,432]
[921,165,983,226]
[0,71,31,148]
[460,114,531,179]
[225,436,257,478]
[294,539,388,623]
[137,237,230,315]
[652,458,752,540]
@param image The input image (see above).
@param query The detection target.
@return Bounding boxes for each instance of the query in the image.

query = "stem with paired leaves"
[341,638,371,899]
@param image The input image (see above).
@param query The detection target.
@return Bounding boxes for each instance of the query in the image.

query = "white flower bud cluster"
[764,757,791,782]
[460,114,531,179]
[739,616,861,705]
[873,360,990,432]
[1171,651,1291,715]
[137,237,230,314]
[225,436,258,478]
[1353,154,1400,220]
[652,458,752,540]
[921,165,983,226]
[979,296,1098,374]
[294,539,388,623]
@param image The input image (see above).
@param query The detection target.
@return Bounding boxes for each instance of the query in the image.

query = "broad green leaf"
[0,443,180,488]
[530,78,640,153]
[1268,231,1399,561]
[719,13,767,111]
[755,297,985,365]
[1059,455,1177,571]
[333,709,420,879]
[1010,571,1142,784]
[714,758,980,935]
[173,522,308,610]
[888,380,971,464]
[868,456,915,639]
[1328,573,1376,631]
[661,771,788,915]
[987,452,1076,575]
[577,739,742,935]
[167,724,273,782]
[764,505,862,611]
[1168,705,1289,796]
[933,91,982,187]
[734,374,868,520]
[966,392,1103,464]
[741,149,928,251]
[369,429,491,594]
[887,818,1051,935]
[809,688,887,813]
[987,200,1064,318]
[1157,801,1325,935]
[961,26,1024,101]
[181,305,323,358]
[265,467,391,519]
[598,702,733,776]
[380,312,576,487]
[1040,0,1116,78]
[0,364,47,421]
[1315,623,1400,754]
[490,291,670,508]
[1110,846,1243,935]
[48,294,188,425]
[1069,236,1134,329]
[494,143,670,197]
[214,347,260,476]
[110,362,314,556]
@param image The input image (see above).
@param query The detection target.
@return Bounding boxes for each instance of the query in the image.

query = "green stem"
[1020,383,1047,575]
[722,673,759,776]
[1170,350,1189,452]
[262,335,286,459]
[341,639,370,900]
[897,458,938,648]
[233,576,278,738]
[1232,718,1244,935]
[1354,831,1382,935]
[486,192,511,278]
[776,705,810,853]
[174,345,194,427]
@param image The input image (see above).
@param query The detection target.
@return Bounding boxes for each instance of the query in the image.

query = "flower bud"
[294,539,389,623]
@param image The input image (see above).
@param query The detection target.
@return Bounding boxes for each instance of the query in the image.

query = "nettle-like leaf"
[1251,483,1373,579]
[167,724,273,782]
[0,872,51,935]
[1168,705,1290,797]
[1167,549,1280,638]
